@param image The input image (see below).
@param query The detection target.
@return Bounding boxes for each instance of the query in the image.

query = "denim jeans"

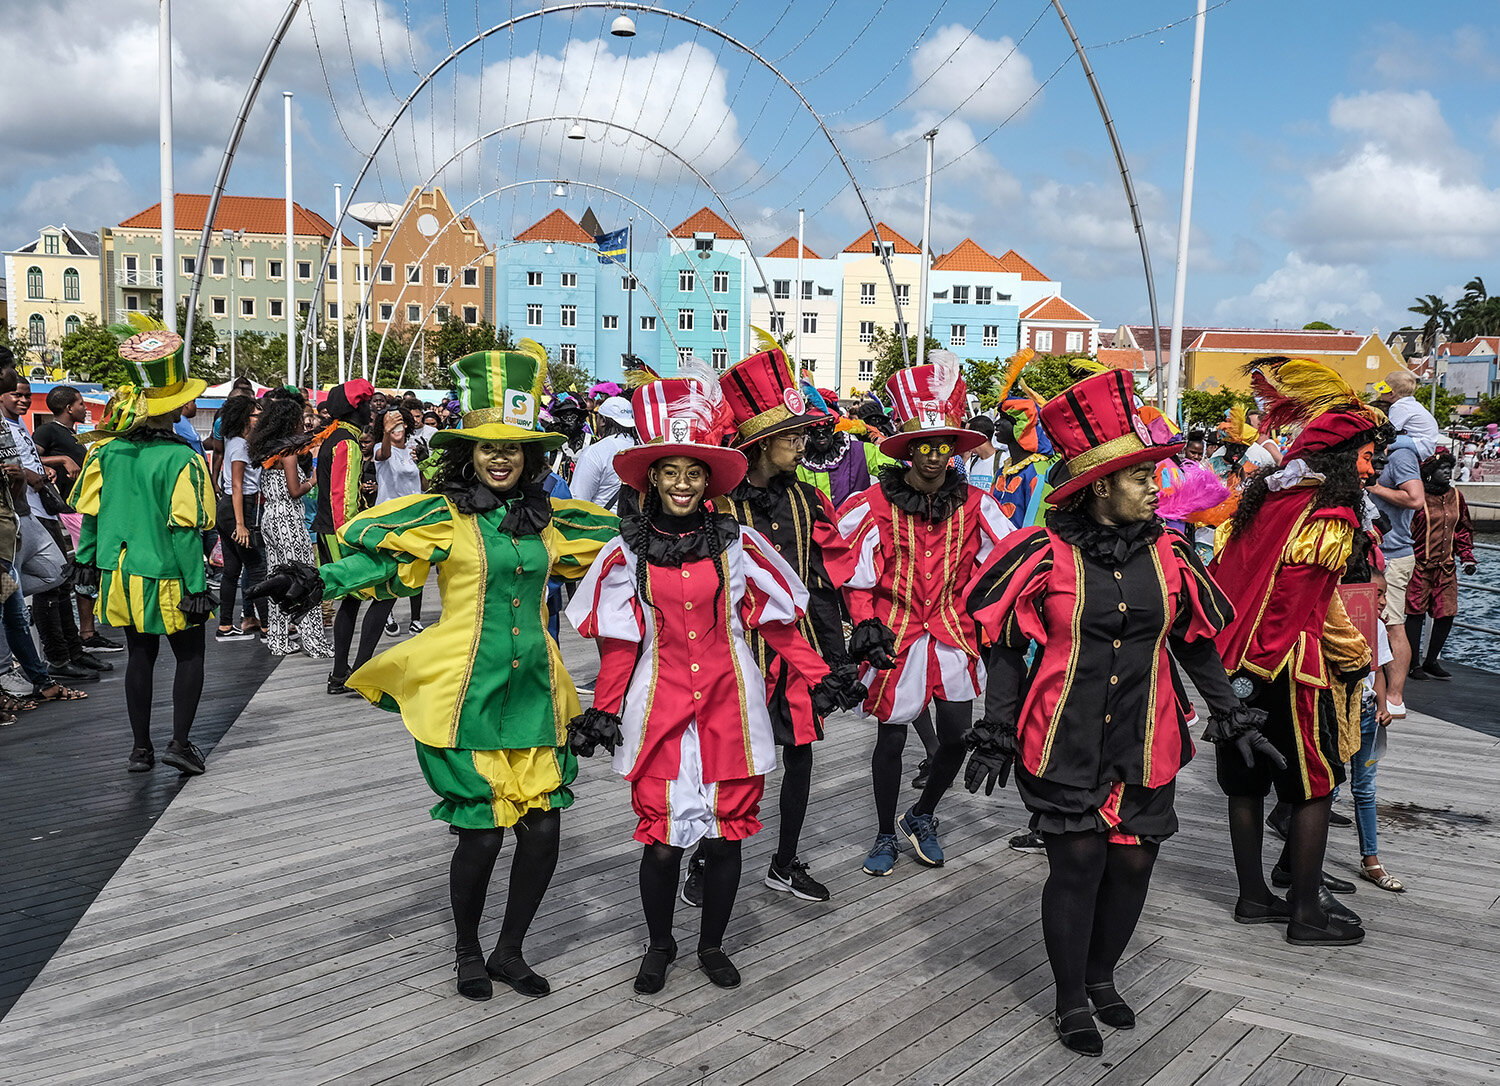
[0,560,52,686]
[1349,698,1381,856]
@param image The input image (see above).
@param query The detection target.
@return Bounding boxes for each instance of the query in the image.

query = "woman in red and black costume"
[566,368,864,995]
[1210,357,1385,949]
[967,369,1263,1058]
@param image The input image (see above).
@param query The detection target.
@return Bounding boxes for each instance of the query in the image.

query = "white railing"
[118,269,164,288]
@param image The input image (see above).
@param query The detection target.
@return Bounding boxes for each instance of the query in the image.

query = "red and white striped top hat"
[613,374,747,498]
[878,354,986,459]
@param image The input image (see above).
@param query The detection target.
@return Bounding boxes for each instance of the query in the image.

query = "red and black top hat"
[1039,369,1183,506]
[879,354,987,459]
[718,348,825,449]
[613,376,747,499]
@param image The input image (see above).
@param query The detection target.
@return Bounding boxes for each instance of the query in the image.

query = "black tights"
[1227,793,1331,927]
[872,699,971,834]
[776,743,813,868]
[449,809,561,962]
[1405,613,1454,668]
[1041,832,1159,1016]
[640,837,742,952]
[331,598,396,678]
[123,625,206,749]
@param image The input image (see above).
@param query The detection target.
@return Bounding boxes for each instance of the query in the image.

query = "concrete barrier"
[1458,482,1500,524]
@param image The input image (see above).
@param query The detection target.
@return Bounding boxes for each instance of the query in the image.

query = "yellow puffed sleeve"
[69,448,104,517]
[1282,516,1354,571]
[169,455,216,530]
[544,497,619,581]
[328,494,456,598]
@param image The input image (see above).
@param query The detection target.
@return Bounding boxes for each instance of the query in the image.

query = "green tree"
[1179,386,1254,431]
[1014,354,1112,401]
[1302,320,1335,330]
[867,325,940,396]
[1416,381,1468,426]
[1408,293,1452,354]
[963,356,1003,409]
[60,316,130,385]
[0,323,34,368]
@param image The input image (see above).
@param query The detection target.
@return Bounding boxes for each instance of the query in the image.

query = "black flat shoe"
[1085,981,1135,1029]
[1271,864,1356,895]
[634,939,677,995]
[1232,895,1292,925]
[1316,885,1361,926]
[911,758,930,790]
[1286,914,1365,946]
[327,673,352,696]
[486,950,550,998]
[1406,665,1431,681]
[1053,1007,1103,1056]
[1424,659,1452,679]
[697,946,741,989]
[455,951,493,1001]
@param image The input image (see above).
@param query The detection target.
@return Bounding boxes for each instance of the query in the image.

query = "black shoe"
[1085,981,1135,1029]
[911,758,930,790]
[1271,864,1356,895]
[327,672,352,696]
[455,951,493,1001]
[161,740,206,776]
[764,857,831,902]
[1232,894,1292,925]
[634,939,677,994]
[1265,805,1291,842]
[1053,1008,1103,1056]
[1008,828,1046,854]
[48,661,97,682]
[215,626,251,643]
[81,633,124,653]
[1316,885,1361,926]
[1286,913,1365,946]
[1328,810,1353,827]
[486,950,550,997]
[127,746,155,773]
[697,947,741,989]
[1406,665,1431,681]
[681,851,706,908]
[72,652,113,672]
[1424,659,1452,679]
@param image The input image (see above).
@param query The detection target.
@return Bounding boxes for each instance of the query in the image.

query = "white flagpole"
[1166,0,1207,419]
[358,233,370,381]
[795,207,805,373]
[334,182,346,384]
[283,90,295,386]
[159,0,176,332]
[916,129,937,367]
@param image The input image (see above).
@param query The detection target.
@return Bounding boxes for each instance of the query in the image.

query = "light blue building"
[653,208,749,374]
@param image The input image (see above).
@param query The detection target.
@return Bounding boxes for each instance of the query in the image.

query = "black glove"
[963,718,1017,796]
[810,663,868,716]
[246,561,324,621]
[568,707,625,758]
[847,618,898,670]
[1335,662,1371,686]
[178,591,216,625]
[1203,705,1287,771]
[71,562,100,591]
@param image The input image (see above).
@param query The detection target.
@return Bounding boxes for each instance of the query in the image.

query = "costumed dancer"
[798,394,897,507]
[1209,356,1386,947]
[965,369,1258,1056]
[993,396,1056,528]
[71,320,215,774]
[1405,448,1476,680]
[251,347,617,1001]
[566,367,864,995]
[546,393,590,483]
[837,354,1014,876]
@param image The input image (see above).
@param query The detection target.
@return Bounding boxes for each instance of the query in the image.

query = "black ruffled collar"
[448,481,552,535]
[622,507,740,567]
[800,431,850,471]
[1046,502,1163,565]
[122,426,190,446]
[725,472,797,514]
[879,463,967,521]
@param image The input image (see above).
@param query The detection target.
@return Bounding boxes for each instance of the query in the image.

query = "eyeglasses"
[774,432,808,446]
[915,442,955,457]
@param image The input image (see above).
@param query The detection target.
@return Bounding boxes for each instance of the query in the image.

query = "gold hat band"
[736,404,795,441]
[464,406,523,428]
[1065,432,1148,477]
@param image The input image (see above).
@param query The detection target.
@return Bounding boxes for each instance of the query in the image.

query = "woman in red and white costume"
[837,354,1014,877]
[567,367,864,996]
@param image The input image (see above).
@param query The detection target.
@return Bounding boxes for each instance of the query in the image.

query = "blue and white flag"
[596,227,628,265]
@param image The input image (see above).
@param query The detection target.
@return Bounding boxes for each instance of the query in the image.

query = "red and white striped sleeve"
[566,538,644,642]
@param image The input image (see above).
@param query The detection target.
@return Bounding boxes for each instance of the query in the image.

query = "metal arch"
[303,2,911,372]
[365,179,730,381]
[387,238,685,385]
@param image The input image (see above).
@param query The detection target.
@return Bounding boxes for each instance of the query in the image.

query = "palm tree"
[1464,276,1487,303]
[1408,294,1450,354]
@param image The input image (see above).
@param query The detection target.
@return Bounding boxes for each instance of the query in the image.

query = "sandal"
[0,693,37,712]
[1054,1007,1103,1056]
[33,683,87,702]
[0,709,15,726]
[1360,859,1405,893]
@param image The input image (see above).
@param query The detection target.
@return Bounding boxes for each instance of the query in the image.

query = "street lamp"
[567,122,585,141]
[610,13,636,36]
[221,228,244,378]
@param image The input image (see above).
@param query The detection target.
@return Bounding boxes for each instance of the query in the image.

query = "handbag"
[37,480,71,517]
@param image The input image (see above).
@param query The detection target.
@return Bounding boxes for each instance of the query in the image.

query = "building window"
[1035,330,1052,352]
[456,306,473,324]
[640,315,656,331]
[63,267,80,301]
[858,321,876,344]
[678,347,694,366]
[241,298,256,318]
[859,282,876,305]
[43,234,59,255]
[26,266,42,299]
[695,236,714,252]
[240,257,256,279]
[713,270,729,292]
[801,280,814,301]
[678,308,694,332]
[950,324,966,347]
[298,300,310,317]
[858,356,875,377]
[407,303,421,323]
[527,271,543,287]
[713,309,728,331]
[434,266,450,285]
[560,343,577,364]
[679,269,695,293]
[210,256,226,276]
[405,265,421,284]
[435,305,450,324]
[773,279,790,300]
[561,305,577,328]
[982,325,999,348]
[895,283,910,302]
[28,314,45,346]
[975,286,992,305]
[211,296,227,316]
[802,313,817,334]
[770,314,785,334]
[181,256,196,277]
[711,348,728,370]
[602,315,619,330]
[268,259,283,279]
[125,295,140,311]
[269,298,284,318]
[379,302,393,321]
[526,304,543,327]
[64,315,80,336]
[952,286,970,305]
[326,263,338,281]
[1066,331,1084,353]
[561,272,577,288]
[803,358,816,373]
[328,302,340,320]
[378,263,394,283]
[462,267,477,287]
[296,260,312,280]
[622,275,637,292]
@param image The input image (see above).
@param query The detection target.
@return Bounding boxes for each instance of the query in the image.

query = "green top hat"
[87,315,206,439]
[431,339,567,450]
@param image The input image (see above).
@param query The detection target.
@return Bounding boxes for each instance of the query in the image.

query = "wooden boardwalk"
[1,629,1497,1085]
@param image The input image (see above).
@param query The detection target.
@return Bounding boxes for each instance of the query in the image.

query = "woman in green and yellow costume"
[71,317,216,776]
[251,344,617,1003]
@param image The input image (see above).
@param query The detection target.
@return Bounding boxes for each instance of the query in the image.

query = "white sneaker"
[384,618,400,637]
[0,669,34,698]
[408,619,425,635]
[1385,697,1407,719]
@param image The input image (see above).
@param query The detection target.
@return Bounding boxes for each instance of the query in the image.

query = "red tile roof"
[931,238,1005,272]
[1020,295,1094,322]
[842,223,921,254]
[766,237,822,259]
[1125,325,1212,354]
[668,207,742,240]
[996,249,1050,281]
[516,209,594,244]
[1438,337,1500,357]
[119,194,348,242]
[1193,330,1367,353]
[1098,347,1145,371]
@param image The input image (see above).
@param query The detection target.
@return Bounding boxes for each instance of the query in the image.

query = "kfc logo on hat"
[918,400,944,428]
[667,417,693,443]
[783,387,807,414]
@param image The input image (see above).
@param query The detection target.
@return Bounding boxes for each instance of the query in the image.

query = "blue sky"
[4,0,1498,339]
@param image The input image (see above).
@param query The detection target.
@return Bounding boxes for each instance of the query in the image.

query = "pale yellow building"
[1182,329,1406,396]
[836,223,922,395]
[3,225,104,360]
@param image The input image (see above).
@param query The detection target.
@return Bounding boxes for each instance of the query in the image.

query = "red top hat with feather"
[718,347,826,449]
[879,352,986,459]
[614,360,747,498]
[1040,369,1184,506]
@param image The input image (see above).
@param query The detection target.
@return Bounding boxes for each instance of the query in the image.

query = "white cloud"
[16,160,127,224]
[909,24,1041,124]
[1213,251,1384,327]
[1328,90,1452,159]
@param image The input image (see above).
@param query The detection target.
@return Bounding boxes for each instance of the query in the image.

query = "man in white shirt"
[568,396,636,511]
[1380,370,1441,459]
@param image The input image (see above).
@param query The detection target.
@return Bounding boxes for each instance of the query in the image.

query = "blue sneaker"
[862,833,899,876]
[898,808,945,867]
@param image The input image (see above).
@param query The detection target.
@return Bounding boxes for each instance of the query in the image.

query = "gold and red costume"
[1407,488,1474,620]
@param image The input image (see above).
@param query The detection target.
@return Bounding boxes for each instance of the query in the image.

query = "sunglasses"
[915,442,955,457]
